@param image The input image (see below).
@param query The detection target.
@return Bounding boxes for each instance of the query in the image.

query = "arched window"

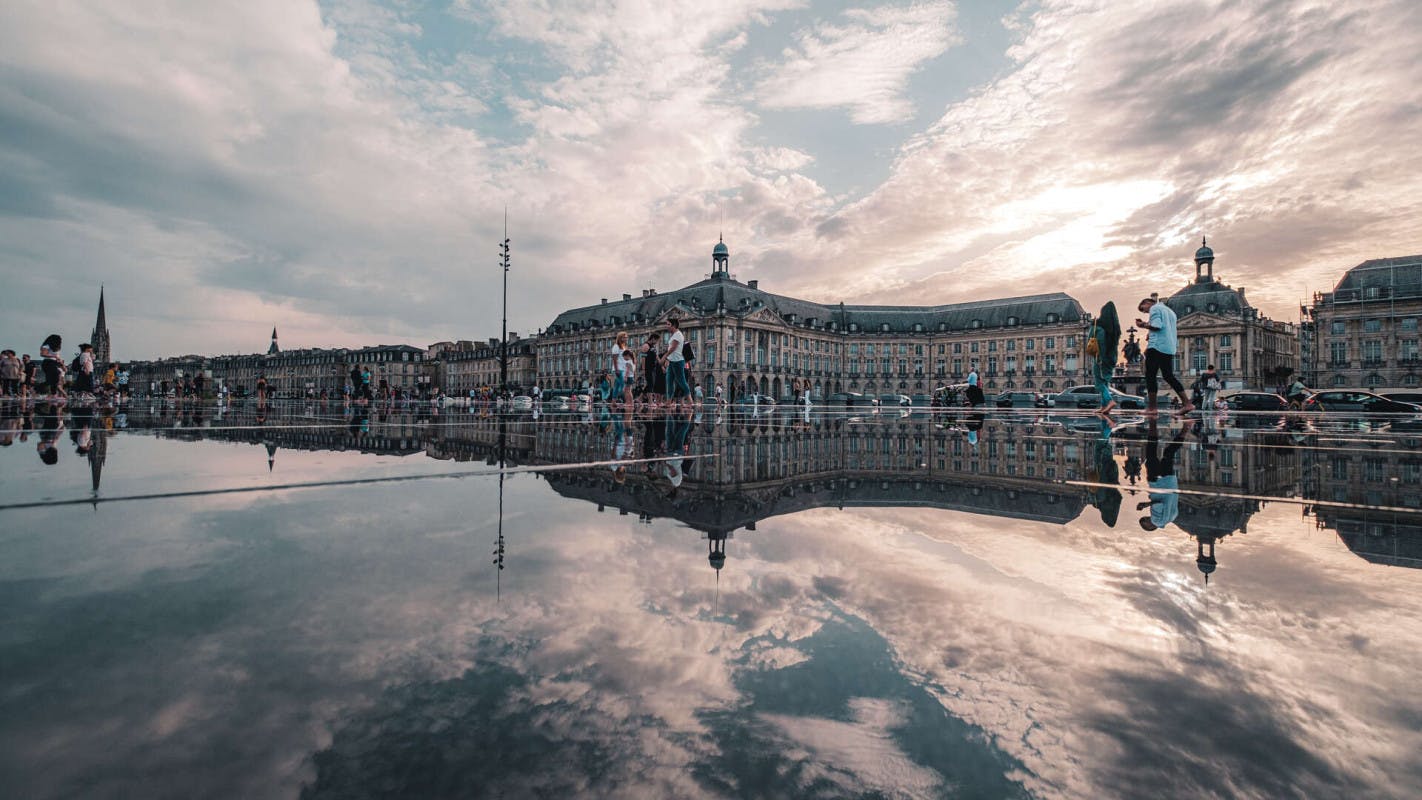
[1006,316,1018,326]
[1365,373,1383,387]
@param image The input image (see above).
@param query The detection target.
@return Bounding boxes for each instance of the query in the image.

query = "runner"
[1135,295,1194,414]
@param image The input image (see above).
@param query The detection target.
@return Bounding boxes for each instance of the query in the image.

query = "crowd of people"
[0,335,132,407]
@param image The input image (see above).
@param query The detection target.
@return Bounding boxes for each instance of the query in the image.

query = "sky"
[1,0,1419,360]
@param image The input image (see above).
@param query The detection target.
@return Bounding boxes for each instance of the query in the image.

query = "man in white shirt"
[1135,296,1194,414]
[662,318,690,406]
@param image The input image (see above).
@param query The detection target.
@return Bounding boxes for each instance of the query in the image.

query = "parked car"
[736,393,777,406]
[827,392,878,407]
[1052,385,1146,409]
[1303,390,1422,414]
[1379,390,1422,406]
[994,391,1048,409]
[1221,391,1289,412]
[877,393,912,407]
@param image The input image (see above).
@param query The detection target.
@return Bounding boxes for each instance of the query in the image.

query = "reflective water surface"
[2,401,1421,799]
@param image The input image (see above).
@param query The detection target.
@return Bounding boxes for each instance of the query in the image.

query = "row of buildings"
[116,239,1420,398]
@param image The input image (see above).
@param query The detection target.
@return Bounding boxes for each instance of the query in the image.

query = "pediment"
[1177,312,1236,329]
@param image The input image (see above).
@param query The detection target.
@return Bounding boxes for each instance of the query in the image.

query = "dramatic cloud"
[756,1,961,124]
[0,0,1418,358]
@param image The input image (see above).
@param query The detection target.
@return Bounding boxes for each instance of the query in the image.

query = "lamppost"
[499,213,511,397]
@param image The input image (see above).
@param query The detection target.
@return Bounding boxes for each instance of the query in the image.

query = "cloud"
[756,1,961,124]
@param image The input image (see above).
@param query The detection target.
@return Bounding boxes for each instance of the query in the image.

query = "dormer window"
[1207,303,1217,313]
[1045,313,1058,323]
[1006,316,1018,327]
[913,323,923,332]
[937,323,946,331]
[971,319,982,329]
[880,323,890,332]
[849,323,858,332]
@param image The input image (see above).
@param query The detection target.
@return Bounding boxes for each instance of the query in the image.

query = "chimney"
[601,298,608,305]
[623,293,632,301]
[747,280,759,290]
[649,289,657,296]
[642,289,651,298]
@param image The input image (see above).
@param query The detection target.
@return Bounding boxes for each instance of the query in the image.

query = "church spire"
[91,286,111,366]
[267,326,280,355]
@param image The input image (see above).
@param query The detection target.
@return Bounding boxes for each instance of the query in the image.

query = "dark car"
[1223,392,1289,412]
[827,392,878,407]
[1304,390,1422,414]
[1052,385,1146,410]
[994,391,1047,408]
[1380,391,1422,405]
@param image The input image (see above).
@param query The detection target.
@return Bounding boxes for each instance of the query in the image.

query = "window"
[1402,317,1419,332]
[1218,352,1233,372]
[970,342,979,353]
[865,344,875,356]
[1363,340,1383,363]
[1331,321,1346,334]
[1365,319,1382,333]
[1025,338,1035,351]
[1402,340,1420,362]
[1218,334,1232,347]
[1330,341,1348,365]
[1066,336,1077,349]
[988,341,997,352]
[1045,337,1056,349]
[1006,339,1016,352]
[988,356,998,373]
[1192,351,1207,372]
[954,343,962,354]
[952,358,962,373]
[1007,316,1018,326]
[1332,374,1347,387]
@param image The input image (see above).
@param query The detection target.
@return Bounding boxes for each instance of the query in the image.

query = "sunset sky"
[2,0,1419,360]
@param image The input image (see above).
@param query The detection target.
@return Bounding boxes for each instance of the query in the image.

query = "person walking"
[1089,302,1122,416]
[1200,364,1222,410]
[966,363,984,407]
[662,318,690,408]
[1135,295,1194,414]
[39,334,64,403]
[0,350,20,399]
[611,332,628,407]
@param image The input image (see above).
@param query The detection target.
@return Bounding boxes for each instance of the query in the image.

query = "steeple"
[91,286,111,366]
[267,326,280,355]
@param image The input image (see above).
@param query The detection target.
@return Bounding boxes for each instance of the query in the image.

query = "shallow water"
[2,401,1420,799]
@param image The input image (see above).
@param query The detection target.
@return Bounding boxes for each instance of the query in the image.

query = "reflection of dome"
[1196,555,1217,575]
[709,552,725,570]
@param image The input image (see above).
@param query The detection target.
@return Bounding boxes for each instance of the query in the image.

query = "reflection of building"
[539,239,1092,400]
[1302,255,1422,390]
[1302,434,1422,569]
[1163,238,1298,391]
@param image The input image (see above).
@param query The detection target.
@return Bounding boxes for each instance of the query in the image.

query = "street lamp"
[499,219,511,398]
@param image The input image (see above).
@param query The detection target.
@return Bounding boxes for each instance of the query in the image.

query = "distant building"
[538,238,1092,399]
[91,287,111,367]
[437,333,537,395]
[1302,255,1422,390]
[1161,238,1298,391]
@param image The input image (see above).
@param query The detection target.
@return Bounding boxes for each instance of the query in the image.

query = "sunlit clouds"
[0,0,1418,357]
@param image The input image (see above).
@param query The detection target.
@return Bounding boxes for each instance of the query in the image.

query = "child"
[622,350,638,408]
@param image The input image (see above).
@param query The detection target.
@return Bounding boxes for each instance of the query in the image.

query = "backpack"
[69,354,83,373]
[681,341,694,363]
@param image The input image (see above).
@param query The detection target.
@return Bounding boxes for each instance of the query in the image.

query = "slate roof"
[548,275,1084,334]
[1330,255,1422,300]
[1165,279,1248,316]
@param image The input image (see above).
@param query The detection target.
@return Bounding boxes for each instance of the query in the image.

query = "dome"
[713,239,729,256]
[1194,236,1214,261]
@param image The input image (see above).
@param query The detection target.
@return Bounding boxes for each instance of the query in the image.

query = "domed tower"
[712,235,730,280]
[1194,236,1215,284]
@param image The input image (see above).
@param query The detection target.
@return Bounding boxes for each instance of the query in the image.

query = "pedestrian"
[0,350,20,398]
[1136,419,1194,531]
[1286,375,1310,408]
[75,343,95,399]
[611,332,628,406]
[22,354,37,400]
[39,334,64,403]
[116,364,130,401]
[1089,302,1121,416]
[1134,295,1194,414]
[714,382,724,406]
[641,332,663,407]
[1200,364,1221,410]
[621,350,636,408]
[662,318,690,407]
[966,363,984,407]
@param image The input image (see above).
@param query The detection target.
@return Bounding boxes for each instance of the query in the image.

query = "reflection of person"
[1088,418,1122,527]
[966,365,984,407]
[1137,419,1193,531]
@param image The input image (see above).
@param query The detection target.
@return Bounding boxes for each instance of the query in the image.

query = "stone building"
[538,239,1092,399]
[1160,238,1298,391]
[126,335,428,398]
[1302,254,1422,390]
[437,334,538,395]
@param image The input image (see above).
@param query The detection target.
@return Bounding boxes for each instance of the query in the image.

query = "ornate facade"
[1161,238,1298,391]
[538,240,1093,399]
[1302,255,1422,390]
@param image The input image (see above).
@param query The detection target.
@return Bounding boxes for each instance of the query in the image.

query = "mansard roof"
[1332,255,1422,300]
[547,276,1084,334]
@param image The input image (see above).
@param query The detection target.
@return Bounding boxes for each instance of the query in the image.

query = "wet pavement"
[2,400,1420,799]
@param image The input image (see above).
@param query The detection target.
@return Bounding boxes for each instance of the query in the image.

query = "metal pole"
[500,209,510,396]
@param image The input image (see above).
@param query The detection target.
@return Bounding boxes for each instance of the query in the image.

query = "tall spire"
[91,286,111,366]
[267,326,280,355]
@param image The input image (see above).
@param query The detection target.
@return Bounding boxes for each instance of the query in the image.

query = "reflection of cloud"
[761,698,944,798]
